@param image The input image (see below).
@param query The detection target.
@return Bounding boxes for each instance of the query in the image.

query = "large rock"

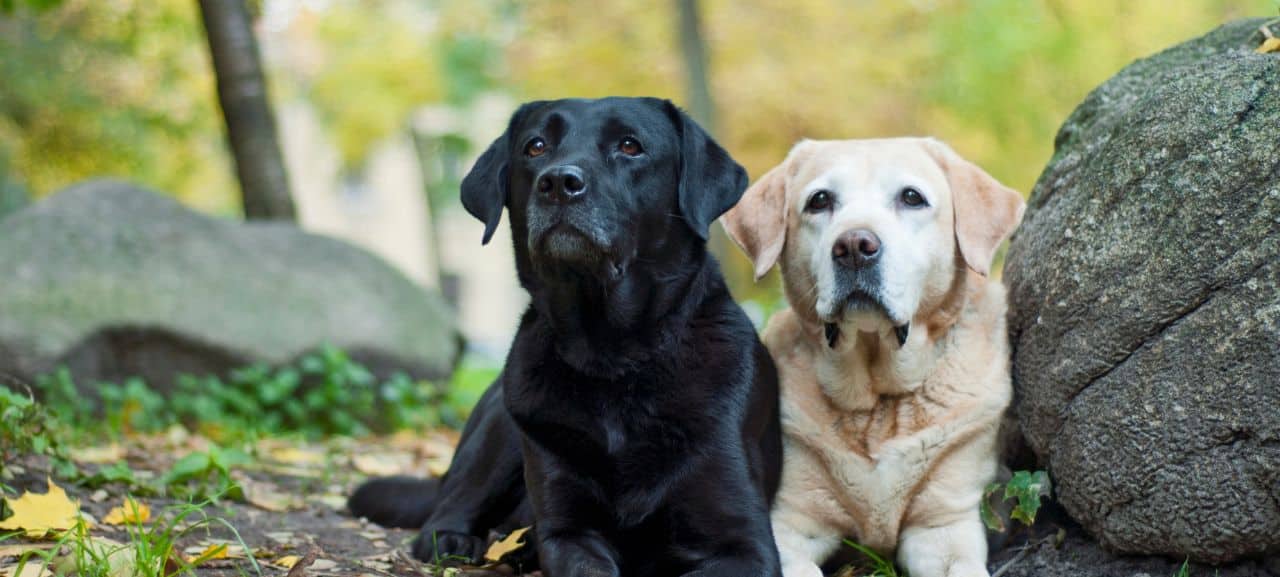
[1004,20,1280,564]
[0,180,461,387]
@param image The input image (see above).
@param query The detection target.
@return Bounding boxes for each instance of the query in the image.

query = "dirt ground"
[1,431,535,577]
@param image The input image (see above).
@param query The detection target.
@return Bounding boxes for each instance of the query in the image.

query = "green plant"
[0,385,70,482]
[161,445,250,502]
[842,539,905,577]
[1173,559,1190,577]
[100,377,172,435]
[981,470,1052,533]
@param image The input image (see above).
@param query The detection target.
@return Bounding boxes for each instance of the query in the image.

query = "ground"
[0,429,538,577]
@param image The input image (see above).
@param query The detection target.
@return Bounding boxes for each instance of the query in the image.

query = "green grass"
[5,496,261,577]
[843,539,906,577]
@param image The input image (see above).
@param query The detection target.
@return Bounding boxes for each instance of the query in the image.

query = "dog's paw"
[411,529,486,565]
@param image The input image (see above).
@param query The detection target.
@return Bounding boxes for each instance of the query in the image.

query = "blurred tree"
[0,0,236,212]
[198,0,295,220]
[676,0,717,133]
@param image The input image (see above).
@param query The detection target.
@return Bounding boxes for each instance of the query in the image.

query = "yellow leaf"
[102,498,149,526]
[484,526,530,563]
[1258,37,1280,54]
[0,479,81,538]
[185,543,228,564]
[274,555,301,569]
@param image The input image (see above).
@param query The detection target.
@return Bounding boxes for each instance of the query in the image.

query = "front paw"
[411,529,486,565]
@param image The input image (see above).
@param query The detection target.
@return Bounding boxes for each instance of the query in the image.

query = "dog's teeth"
[894,323,910,347]
[824,323,840,348]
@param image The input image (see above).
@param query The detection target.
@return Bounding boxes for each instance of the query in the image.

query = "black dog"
[349,97,782,577]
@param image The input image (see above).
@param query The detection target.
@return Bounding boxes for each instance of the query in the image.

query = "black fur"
[350,97,782,577]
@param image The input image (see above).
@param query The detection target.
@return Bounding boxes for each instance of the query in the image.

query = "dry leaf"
[0,480,81,538]
[0,560,50,577]
[233,473,302,512]
[267,447,326,467]
[351,454,409,476]
[274,555,302,569]
[47,538,132,577]
[68,445,125,464]
[102,498,150,526]
[0,544,55,560]
[484,527,530,563]
[1258,37,1280,54]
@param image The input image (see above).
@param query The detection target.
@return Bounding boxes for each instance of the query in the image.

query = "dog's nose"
[536,165,587,204]
[832,229,881,269]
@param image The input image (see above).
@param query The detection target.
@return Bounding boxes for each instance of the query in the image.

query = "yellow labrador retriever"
[723,138,1024,577]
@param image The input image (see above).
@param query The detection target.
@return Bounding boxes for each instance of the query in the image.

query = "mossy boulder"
[0,180,461,388]
[1005,19,1280,564]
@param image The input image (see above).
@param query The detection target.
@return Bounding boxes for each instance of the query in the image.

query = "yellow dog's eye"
[525,137,548,158]
[619,137,644,156]
[805,190,834,213]
[900,187,928,208]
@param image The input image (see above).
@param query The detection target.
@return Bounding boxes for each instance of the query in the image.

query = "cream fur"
[724,138,1024,577]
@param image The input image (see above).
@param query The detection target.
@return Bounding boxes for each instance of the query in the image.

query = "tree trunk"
[675,0,716,135]
[198,0,296,221]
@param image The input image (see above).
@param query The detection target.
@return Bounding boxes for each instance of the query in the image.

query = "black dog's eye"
[525,137,548,158]
[805,190,834,213]
[619,137,644,156]
[900,187,928,208]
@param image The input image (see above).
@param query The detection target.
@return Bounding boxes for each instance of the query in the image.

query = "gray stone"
[0,179,461,388]
[1004,19,1280,564]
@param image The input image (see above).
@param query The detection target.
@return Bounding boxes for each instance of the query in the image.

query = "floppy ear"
[460,135,510,245]
[925,139,1026,276]
[722,163,788,281]
[664,101,750,240]
[461,102,540,245]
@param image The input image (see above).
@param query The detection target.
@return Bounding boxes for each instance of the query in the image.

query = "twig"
[991,535,1055,577]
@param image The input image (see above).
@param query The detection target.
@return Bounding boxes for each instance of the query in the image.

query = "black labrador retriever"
[349,97,782,577]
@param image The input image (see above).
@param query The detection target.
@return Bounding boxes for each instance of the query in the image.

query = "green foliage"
[0,385,65,479]
[981,470,1052,532]
[842,539,905,577]
[32,346,477,441]
[161,445,250,501]
[1174,559,1191,577]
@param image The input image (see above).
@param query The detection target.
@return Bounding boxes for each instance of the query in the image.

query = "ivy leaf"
[980,482,1006,532]
[1005,470,1052,526]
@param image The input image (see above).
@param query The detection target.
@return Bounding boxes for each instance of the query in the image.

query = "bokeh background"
[1,0,1272,363]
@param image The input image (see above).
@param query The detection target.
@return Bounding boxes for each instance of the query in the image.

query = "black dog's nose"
[536,165,587,203]
[832,229,880,269]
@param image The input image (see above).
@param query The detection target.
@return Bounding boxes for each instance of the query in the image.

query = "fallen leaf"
[0,544,55,560]
[1258,37,1280,54]
[0,480,81,538]
[102,498,149,526]
[484,527,530,563]
[47,538,131,577]
[233,473,302,512]
[275,555,302,569]
[309,559,337,571]
[0,560,50,577]
[68,445,125,465]
[351,454,409,476]
[266,447,326,467]
[285,551,318,577]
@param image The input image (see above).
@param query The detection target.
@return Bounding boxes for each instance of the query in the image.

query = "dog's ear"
[664,101,749,240]
[722,163,788,281]
[461,103,540,245]
[925,139,1026,276]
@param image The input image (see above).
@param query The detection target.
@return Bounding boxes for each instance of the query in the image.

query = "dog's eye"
[805,190,834,213]
[619,137,644,156]
[900,187,928,208]
[525,138,548,158]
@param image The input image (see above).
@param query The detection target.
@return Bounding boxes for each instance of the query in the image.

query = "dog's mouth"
[531,221,630,283]
[820,290,910,349]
